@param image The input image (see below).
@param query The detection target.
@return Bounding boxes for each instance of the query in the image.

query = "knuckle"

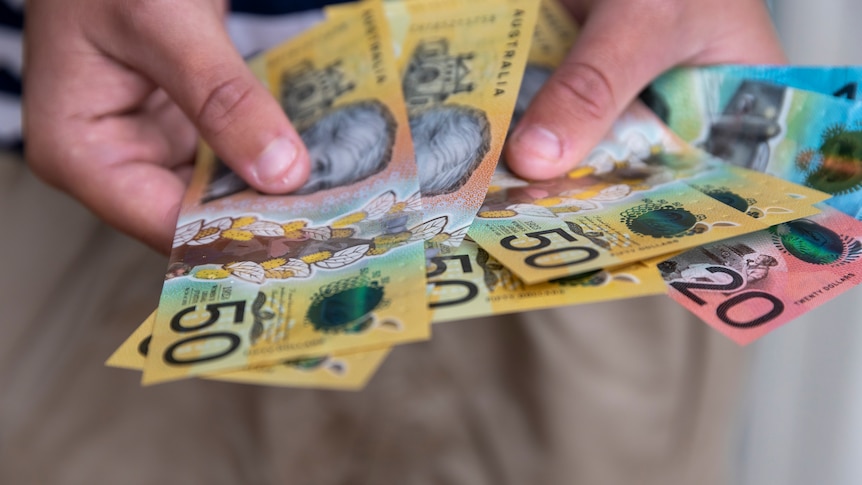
[194,75,256,137]
[550,61,616,122]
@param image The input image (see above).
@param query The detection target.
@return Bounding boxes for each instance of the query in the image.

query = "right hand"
[24,0,311,254]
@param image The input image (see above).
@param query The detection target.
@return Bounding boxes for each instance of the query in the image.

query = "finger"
[506,0,685,180]
[102,2,310,194]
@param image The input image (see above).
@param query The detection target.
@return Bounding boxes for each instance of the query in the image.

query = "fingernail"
[255,137,298,185]
[512,125,564,163]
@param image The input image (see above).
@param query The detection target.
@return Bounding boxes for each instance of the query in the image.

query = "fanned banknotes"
[644,66,862,345]
[104,0,862,391]
[660,206,862,345]
[143,5,429,384]
[109,314,389,390]
[330,0,541,251]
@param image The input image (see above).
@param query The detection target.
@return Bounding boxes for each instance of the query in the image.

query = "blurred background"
[736,1,862,483]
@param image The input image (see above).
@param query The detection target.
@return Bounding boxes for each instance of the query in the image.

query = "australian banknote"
[427,239,666,322]
[143,5,430,385]
[385,0,540,251]
[109,313,390,390]
[647,68,862,218]
[660,205,862,345]
[410,0,578,257]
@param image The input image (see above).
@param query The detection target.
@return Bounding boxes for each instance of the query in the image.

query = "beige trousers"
[0,155,748,484]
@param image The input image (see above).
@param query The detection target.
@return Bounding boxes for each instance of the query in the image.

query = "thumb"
[109,3,310,194]
[505,1,680,180]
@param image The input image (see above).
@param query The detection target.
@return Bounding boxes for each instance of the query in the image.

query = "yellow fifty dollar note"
[144,5,428,385]
[109,314,390,391]
[471,175,769,285]
[389,0,540,249]
[427,239,666,322]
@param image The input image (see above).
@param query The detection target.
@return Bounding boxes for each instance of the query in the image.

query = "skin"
[23,0,786,254]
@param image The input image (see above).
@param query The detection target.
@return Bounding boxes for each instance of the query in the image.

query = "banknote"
[427,239,666,322]
[646,68,862,218]
[384,0,539,251]
[469,180,767,285]
[144,6,429,385]
[416,0,578,256]
[109,314,390,390]
[659,205,862,345]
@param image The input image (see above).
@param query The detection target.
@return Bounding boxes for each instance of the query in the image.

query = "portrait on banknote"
[403,39,492,197]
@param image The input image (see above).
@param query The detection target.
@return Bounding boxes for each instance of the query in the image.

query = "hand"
[24,0,310,253]
[505,0,787,179]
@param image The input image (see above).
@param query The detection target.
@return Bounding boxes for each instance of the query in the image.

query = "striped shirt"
[0,0,23,151]
[0,0,346,153]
